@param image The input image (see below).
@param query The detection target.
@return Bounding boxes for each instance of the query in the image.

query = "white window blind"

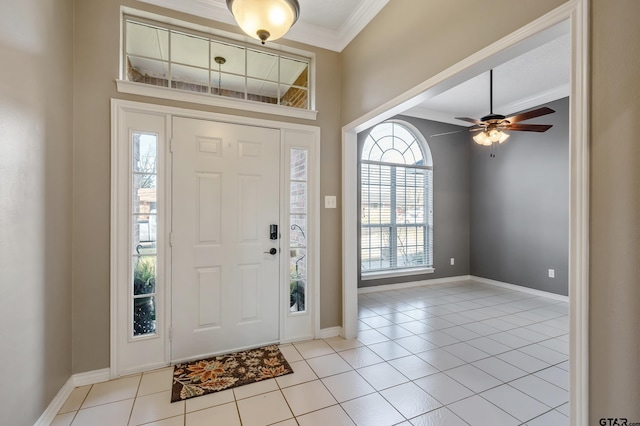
[360,121,433,273]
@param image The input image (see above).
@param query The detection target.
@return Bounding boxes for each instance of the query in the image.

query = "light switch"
[325,196,337,209]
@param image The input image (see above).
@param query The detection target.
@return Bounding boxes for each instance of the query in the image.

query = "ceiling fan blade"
[505,123,553,132]
[430,130,464,137]
[455,117,484,125]
[505,107,555,123]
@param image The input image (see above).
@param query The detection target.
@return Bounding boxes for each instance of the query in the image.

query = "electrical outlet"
[450,258,455,266]
[548,269,555,278]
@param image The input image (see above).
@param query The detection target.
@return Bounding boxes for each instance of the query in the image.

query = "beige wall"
[0,0,74,424]
[590,0,640,421]
[72,1,342,372]
[7,0,638,421]
[342,0,640,422]
[341,0,567,125]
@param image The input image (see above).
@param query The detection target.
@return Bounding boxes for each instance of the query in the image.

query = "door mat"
[171,345,293,402]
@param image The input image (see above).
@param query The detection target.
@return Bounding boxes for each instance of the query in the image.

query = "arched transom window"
[360,120,434,275]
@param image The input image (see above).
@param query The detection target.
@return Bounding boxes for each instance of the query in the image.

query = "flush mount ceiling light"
[226,0,300,45]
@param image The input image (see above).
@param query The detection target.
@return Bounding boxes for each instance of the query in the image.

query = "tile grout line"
[58,281,567,426]
[354,282,568,424]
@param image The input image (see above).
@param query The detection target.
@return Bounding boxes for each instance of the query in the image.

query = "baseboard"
[318,326,343,339]
[470,276,569,302]
[34,376,75,426]
[35,368,112,426]
[357,275,472,294]
[72,368,112,387]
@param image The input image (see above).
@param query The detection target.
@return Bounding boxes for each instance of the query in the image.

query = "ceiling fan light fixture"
[459,69,553,152]
[473,129,509,146]
[226,0,300,44]
[491,129,510,143]
[473,132,492,146]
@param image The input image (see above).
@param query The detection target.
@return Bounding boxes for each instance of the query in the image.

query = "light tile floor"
[52,280,569,425]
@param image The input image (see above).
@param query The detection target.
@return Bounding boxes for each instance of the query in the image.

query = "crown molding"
[138,0,235,25]
[336,0,389,51]
[137,0,389,52]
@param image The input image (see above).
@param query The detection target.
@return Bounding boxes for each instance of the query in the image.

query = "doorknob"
[264,248,277,255]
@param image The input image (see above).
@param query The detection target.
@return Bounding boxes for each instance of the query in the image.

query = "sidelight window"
[131,132,158,336]
[289,148,308,313]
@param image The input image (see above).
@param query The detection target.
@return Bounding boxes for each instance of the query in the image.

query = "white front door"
[171,117,281,362]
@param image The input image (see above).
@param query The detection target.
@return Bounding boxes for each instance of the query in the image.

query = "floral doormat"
[171,345,293,402]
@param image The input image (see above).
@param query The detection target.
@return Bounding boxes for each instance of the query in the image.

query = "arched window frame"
[360,119,434,278]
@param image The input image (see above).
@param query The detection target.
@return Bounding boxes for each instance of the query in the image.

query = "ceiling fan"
[455,69,555,149]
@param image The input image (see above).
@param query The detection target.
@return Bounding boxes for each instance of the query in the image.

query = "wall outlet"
[548,269,555,278]
[325,196,337,209]
[450,258,455,266]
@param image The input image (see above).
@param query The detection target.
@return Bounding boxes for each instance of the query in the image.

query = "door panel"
[171,117,280,362]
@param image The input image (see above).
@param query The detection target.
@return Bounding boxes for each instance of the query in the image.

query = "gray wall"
[0,0,74,424]
[344,0,640,414]
[358,100,569,294]
[68,0,640,421]
[358,117,471,288]
[470,97,569,295]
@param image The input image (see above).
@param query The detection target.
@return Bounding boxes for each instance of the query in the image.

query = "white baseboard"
[34,376,75,426]
[356,274,568,303]
[470,276,569,302]
[72,368,111,387]
[35,368,112,426]
[318,326,343,339]
[357,275,472,294]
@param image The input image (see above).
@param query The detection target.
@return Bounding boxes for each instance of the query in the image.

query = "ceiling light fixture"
[214,56,226,95]
[226,0,300,45]
[472,69,510,147]
[472,126,510,146]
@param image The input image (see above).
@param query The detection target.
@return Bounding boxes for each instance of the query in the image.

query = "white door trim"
[110,104,171,377]
[111,99,320,376]
[341,1,588,424]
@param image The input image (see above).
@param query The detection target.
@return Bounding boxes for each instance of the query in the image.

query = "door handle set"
[265,224,279,255]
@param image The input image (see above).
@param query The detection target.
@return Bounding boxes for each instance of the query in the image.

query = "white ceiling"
[403,28,571,126]
[138,0,389,52]
[136,1,570,121]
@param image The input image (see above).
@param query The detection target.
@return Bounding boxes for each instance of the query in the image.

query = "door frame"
[341,0,588,424]
[111,99,321,376]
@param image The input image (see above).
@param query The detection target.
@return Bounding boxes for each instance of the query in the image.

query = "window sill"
[116,80,318,121]
[361,267,435,281]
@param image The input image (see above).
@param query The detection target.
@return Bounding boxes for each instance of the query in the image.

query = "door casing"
[340,1,589,424]
[111,100,321,376]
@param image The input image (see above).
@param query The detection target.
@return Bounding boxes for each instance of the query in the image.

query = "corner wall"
[0,0,74,424]
[470,98,569,295]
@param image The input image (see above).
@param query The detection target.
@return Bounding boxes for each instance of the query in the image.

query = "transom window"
[360,121,434,275]
[123,16,310,110]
